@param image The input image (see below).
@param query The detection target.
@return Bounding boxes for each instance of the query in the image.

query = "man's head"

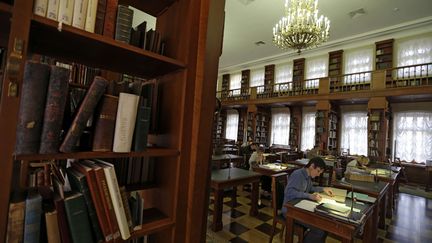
[305,157,326,178]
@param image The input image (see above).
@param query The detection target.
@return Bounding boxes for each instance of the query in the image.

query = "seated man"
[281,157,334,243]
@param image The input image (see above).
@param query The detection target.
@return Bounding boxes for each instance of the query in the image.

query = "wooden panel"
[119,0,176,17]
[372,70,386,90]
[368,97,388,110]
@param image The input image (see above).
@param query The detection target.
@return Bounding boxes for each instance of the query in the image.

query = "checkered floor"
[206,185,432,243]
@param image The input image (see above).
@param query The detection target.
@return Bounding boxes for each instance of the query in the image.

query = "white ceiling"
[219,0,432,71]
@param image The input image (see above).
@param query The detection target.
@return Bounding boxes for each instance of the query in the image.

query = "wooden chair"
[269,173,304,243]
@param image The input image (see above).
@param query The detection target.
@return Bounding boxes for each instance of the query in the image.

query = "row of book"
[15,60,155,155]
[6,159,149,242]
[33,1,166,55]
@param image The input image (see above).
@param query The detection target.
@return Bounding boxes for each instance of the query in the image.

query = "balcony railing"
[216,63,432,102]
[386,63,432,88]
[330,71,372,93]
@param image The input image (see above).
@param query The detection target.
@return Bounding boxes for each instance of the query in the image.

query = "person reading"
[281,157,334,243]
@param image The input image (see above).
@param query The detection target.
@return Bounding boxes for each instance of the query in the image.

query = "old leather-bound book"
[92,95,118,151]
[60,76,108,153]
[15,61,51,155]
[39,65,70,154]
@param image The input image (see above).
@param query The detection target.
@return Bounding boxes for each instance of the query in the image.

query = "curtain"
[250,68,265,93]
[230,73,241,95]
[393,111,432,163]
[305,56,327,88]
[225,109,239,141]
[274,63,293,91]
[270,108,290,145]
[301,111,315,151]
[341,111,368,156]
[396,37,432,78]
[344,48,373,83]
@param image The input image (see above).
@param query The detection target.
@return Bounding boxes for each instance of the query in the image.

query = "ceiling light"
[273,0,330,54]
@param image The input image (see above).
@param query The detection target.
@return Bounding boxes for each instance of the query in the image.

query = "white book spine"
[34,0,48,17]
[46,0,60,21]
[113,93,139,152]
[98,161,131,239]
[58,0,75,25]
[84,0,98,32]
[72,0,89,29]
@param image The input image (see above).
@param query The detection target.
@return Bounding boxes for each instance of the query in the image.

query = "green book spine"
[67,168,104,242]
[64,193,93,243]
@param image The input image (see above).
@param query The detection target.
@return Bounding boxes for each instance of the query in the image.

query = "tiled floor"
[206,184,432,243]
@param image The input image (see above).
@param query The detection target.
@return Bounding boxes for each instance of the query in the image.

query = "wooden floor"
[206,184,432,243]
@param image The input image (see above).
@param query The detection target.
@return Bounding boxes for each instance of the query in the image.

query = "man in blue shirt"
[281,157,334,243]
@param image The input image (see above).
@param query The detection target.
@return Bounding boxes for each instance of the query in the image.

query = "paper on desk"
[318,187,347,203]
[294,200,319,212]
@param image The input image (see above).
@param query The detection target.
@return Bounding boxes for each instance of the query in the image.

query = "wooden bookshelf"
[0,0,225,241]
[289,106,302,150]
[328,50,343,92]
[375,39,394,88]
[237,109,246,144]
[368,109,388,162]
[315,101,339,154]
[222,73,230,97]
[293,58,305,94]
[254,110,270,145]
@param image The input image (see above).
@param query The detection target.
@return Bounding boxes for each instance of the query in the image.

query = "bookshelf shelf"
[29,15,186,78]
[15,148,180,161]
[119,0,176,17]
[128,208,173,239]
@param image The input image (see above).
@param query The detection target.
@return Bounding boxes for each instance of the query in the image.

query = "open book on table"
[318,187,347,203]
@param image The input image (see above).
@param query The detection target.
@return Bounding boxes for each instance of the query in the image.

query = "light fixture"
[273,0,330,54]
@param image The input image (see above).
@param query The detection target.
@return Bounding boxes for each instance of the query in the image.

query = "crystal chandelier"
[273,0,330,54]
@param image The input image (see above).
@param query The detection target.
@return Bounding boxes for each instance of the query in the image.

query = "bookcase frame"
[0,0,225,242]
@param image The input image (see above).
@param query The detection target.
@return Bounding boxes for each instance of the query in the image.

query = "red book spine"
[95,0,107,35]
[92,95,118,151]
[103,0,118,38]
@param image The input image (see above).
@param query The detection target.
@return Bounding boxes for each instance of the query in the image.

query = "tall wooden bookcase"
[315,101,339,154]
[0,0,225,242]
[367,97,389,162]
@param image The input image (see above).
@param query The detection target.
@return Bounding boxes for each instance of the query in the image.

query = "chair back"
[271,172,288,217]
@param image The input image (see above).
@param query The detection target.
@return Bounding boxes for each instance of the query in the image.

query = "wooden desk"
[211,154,244,169]
[332,179,389,233]
[252,163,298,177]
[367,166,400,218]
[284,199,375,243]
[210,168,261,231]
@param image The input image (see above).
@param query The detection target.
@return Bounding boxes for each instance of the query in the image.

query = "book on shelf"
[23,189,43,243]
[113,92,140,152]
[95,159,131,239]
[60,76,108,153]
[6,193,26,243]
[85,0,98,33]
[39,65,70,154]
[103,0,119,38]
[94,0,107,34]
[92,95,119,152]
[58,0,75,25]
[115,4,134,44]
[45,210,61,243]
[66,167,104,242]
[15,61,51,155]
[34,0,48,17]
[63,192,94,243]
[133,97,151,151]
[72,0,89,30]
[47,0,61,21]
[71,161,114,242]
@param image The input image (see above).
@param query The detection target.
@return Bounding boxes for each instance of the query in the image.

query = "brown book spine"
[95,0,107,34]
[54,195,71,243]
[15,61,51,155]
[60,76,108,153]
[45,210,61,243]
[39,65,70,154]
[71,162,114,242]
[92,95,118,151]
[103,0,118,38]
[91,164,121,241]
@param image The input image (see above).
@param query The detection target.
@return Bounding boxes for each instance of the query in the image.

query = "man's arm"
[285,172,311,200]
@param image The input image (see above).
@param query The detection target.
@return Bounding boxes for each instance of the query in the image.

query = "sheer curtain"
[340,111,368,156]
[305,56,327,89]
[393,111,432,163]
[396,37,432,78]
[270,108,290,145]
[230,73,241,96]
[250,68,265,93]
[274,63,293,91]
[344,47,373,83]
[225,109,239,141]
[301,110,316,151]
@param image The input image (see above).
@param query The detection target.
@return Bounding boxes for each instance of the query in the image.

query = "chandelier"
[273,0,330,54]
